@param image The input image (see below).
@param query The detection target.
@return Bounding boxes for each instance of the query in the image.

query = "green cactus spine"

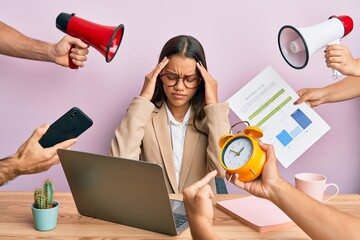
[34,188,43,209]
[35,194,46,209]
[43,179,54,208]
[33,179,55,209]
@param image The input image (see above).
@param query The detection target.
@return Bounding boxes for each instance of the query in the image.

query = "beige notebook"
[216,196,294,232]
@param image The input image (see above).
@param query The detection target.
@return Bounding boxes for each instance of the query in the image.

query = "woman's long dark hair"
[151,35,207,135]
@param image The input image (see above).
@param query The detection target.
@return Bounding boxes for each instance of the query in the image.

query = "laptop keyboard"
[173,213,188,228]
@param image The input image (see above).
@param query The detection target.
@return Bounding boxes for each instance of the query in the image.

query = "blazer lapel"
[152,105,178,193]
[178,112,199,191]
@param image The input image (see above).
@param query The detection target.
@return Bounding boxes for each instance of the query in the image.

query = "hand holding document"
[227,66,330,168]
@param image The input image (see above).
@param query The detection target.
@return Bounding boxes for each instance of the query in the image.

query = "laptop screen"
[58,149,188,236]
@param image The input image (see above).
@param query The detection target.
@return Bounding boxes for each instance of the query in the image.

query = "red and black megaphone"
[56,12,124,69]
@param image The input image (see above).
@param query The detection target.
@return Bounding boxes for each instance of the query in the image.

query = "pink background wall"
[1,0,359,193]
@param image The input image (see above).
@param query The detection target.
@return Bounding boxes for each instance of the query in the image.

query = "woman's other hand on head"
[196,62,218,105]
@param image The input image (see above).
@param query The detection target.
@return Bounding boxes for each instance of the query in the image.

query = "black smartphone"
[39,107,93,148]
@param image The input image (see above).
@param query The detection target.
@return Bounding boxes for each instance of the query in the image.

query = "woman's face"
[160,55,199,110]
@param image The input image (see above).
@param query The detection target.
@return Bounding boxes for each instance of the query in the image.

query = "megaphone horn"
[278,15,353,78]
[56,12,125,69]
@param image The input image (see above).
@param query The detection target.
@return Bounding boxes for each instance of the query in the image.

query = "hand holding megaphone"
[327,39,342,79]
[325,43,360,77]
[56,12,125,69]
[278,15,353,79]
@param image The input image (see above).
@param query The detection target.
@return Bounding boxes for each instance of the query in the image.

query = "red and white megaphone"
[56,12,125,69]
[278,15,353,79]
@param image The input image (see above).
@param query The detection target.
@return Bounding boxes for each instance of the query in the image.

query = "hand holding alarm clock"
[219,121,266,182]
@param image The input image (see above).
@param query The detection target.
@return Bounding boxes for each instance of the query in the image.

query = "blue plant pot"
[31,201,59,231]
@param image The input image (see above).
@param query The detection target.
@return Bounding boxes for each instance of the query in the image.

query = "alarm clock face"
[223,137,253,169]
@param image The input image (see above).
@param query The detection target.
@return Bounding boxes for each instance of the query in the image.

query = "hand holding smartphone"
[39,107,93,148]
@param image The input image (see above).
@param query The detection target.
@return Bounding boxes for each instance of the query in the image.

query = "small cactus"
[43,180,54,208]
[34,188,43,209]
[33,179,55,209]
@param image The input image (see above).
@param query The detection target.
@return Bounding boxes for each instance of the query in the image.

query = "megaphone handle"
[69,45,78,69]
[328,39,341,79]
[332,68,341,79]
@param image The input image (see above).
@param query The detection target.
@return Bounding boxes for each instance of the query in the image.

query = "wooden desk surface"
[0,192,359,239]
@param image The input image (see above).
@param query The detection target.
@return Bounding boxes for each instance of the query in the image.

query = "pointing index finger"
[191,170,217,190]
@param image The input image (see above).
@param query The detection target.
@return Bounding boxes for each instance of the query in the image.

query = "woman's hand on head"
[140,57,169,101]
[196,62,218,105]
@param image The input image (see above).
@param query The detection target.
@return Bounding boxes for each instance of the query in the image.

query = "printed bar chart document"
[227,66,330,168]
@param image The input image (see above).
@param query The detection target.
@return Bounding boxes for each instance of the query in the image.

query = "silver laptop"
[57,149,188,236]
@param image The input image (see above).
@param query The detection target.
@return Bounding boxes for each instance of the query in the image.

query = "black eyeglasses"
[159,72,201,89]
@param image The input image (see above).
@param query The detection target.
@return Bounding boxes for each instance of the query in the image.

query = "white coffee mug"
[295,173,339,203]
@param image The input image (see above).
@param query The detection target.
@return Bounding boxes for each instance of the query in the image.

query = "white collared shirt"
[165,103,191,186]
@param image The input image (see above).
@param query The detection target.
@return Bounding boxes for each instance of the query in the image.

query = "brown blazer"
[110,96,230,193]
